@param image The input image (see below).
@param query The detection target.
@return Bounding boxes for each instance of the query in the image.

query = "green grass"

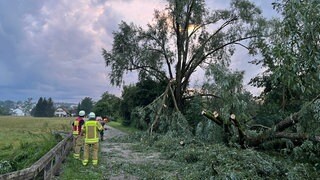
[107,120,140,134]
[0,116,72,174]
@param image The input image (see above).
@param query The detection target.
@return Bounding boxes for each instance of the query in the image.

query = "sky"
[0,0,277,104]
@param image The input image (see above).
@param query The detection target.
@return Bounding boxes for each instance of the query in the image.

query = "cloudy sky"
[0,0,277,103]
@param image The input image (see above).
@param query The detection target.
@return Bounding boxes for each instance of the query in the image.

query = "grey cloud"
[0,0,276,103]
[0,0,121,103]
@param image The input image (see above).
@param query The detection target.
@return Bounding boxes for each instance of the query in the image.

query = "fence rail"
[0,133,73,180]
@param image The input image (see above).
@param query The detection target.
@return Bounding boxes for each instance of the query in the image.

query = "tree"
[199,0,320,151]
[191,63,257,141]
[32,97,55,117]
[22,98,33,116]
[0,100,14,115]
[93,92,121,119]
[120,78,167,126]
[251,0,320,112]
[120,85,138,125]
[203,64,255,118]
[78,97,94,115]
[46,98,55,117]
[202,95,320,149]
[103,0,266,111]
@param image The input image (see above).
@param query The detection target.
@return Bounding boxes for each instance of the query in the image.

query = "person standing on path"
[81,112,103,166]
[96,116,106,141]
[71,110,85,160]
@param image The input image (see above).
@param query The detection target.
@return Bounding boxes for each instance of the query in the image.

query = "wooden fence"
[0,133,73,180]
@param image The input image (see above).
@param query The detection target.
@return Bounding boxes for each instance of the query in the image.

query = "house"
[54,108,69,117]
[12,108,25,116]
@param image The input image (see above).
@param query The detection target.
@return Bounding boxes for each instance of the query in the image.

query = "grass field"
[107,120,139,134]
[0,116,73,174]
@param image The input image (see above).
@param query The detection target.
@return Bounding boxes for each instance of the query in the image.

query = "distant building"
[54,108,70,117]
[12,108,25,116]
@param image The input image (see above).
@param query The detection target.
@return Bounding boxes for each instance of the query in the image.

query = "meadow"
[0,116,72,174]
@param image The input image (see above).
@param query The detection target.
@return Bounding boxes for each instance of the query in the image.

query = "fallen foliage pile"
[110,131,319,179]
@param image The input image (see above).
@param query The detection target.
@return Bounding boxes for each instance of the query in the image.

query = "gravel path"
[100,126,140,180]
[100,126,164,180]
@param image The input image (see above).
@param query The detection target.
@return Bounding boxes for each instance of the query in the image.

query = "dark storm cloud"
[0,0,277,103]
[0,0,123,103]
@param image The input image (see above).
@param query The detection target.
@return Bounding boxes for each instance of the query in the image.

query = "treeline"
[31,97,55,117]
[0,100,15,115]
[0,98,33,116]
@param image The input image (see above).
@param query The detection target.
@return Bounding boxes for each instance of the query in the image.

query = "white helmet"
[88,112,96,119]
[79,110,85,116]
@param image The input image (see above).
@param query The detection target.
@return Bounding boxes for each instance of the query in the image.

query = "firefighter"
[72,110,85,159]
[96,116,106,141]
[81,112,103,166]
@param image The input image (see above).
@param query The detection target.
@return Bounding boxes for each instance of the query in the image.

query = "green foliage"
[22,98,33,115]
[203,64,257,120]
[103,0,265,110]
[130,106,150,130]
[93,91,121,119]
[0,133,59,174]
[165,111,193,136]
[129,87,193,134]
[195,120,224,143]
[0,116,71,174]
[197,63,257,142]
[184,96,207,133]
[120,79,166,127]
[0,160,14,174]
[107,120,139,134]
[105,131,318,179]
[251,0,320,115]
[254,101,285,127]
[313,99,320,122]
[120,85,139,126]
[292,140,320,165]
[31,97,55,117]
[78,97,94,115]
[298,99,320,134]
[0,100,14,115]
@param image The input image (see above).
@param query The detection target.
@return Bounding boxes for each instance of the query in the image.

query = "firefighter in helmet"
[72,110,85,159]
[81,112,103,166]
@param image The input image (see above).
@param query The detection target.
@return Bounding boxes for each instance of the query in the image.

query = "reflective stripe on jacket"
[83,120,103,144]
[72,117,83,135]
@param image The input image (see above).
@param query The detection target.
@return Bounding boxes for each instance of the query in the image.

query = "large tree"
[93,92,121,118]
[251,0,320,112]
[32,97,55,117]
[78,97,94,115]
[103,0,266,110]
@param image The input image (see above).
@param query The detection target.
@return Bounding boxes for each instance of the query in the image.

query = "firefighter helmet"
[89,112,96,119]
[79,110,85,116]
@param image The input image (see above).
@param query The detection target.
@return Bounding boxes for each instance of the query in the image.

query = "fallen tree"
[201,95,320,149]
[202,110,320,149]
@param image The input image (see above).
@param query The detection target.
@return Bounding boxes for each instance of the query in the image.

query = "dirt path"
[100,125,163,179]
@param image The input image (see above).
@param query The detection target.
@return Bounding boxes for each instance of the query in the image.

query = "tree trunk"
[174,81,183,111]
[274,112,300,132]
[202,110,320,149]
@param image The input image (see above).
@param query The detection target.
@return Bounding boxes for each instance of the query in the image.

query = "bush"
[292,140,320,165]
[0,160,14,174]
